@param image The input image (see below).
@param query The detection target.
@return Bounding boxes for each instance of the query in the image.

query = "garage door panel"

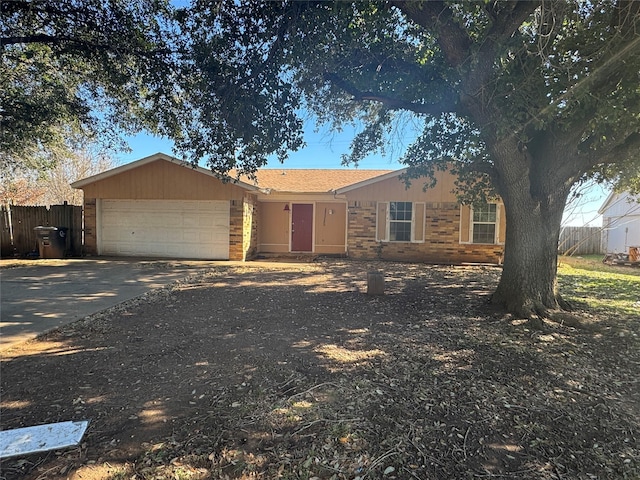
[213,229,229,241]
[182,229,210,243]
[102,230,123,242]
[100,200,230,259]
[183,214,215,228]
[160,213,184,225]
[145,243,167,256]
[183,216,201,228]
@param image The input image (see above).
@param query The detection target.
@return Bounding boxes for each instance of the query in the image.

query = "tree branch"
[599,132,640,167]
[523,33,640,143]
[390,1,538,111]
[1,33,172,58]
[465,2,539,99]
[389,1,471,67]
[238,2,305,87]
[468,160,497,177]
[1,34,83,46]
[485,1,539,39]
[323,72,458,115]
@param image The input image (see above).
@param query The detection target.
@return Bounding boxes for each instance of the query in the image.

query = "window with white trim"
[389,201,412,241]
[376,201,425,243]
[472,203,498,244]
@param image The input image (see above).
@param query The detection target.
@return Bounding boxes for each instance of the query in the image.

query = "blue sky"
[118,127,608,227]
[563,183,609,227]
[119,121,407,170]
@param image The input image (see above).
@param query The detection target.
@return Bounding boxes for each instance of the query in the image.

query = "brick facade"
[346,201,379,258]
[228,200,244,261]
[347,201,503,264]
[83,197,97,256]
[82,197,501,264]
[75,158,503,263]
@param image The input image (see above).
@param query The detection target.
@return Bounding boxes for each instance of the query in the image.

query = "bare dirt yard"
[1,259,638,480]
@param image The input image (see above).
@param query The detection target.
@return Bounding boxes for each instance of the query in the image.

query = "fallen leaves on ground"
[1,260,638,480]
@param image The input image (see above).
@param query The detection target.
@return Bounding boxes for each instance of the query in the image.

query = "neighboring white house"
[598,191,640,253]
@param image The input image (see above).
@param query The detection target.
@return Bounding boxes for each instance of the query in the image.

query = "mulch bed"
[1,259,638,480]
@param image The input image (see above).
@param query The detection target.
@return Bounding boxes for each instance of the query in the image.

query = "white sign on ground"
[0,420,89,459]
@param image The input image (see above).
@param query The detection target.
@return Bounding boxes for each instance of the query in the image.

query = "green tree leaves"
[1,0,177,170]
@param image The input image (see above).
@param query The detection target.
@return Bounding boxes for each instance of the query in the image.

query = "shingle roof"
[70,153,398,193]
[232,169,396,193]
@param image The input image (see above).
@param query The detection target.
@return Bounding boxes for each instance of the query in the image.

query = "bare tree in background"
[0,173,46,205]
[562,180,608,229]
[0,149,117,206]
[39,150,117,205]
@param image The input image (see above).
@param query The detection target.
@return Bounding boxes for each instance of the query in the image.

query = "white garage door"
[100,199,230,259]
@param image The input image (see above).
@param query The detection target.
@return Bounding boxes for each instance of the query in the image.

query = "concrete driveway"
[0,258,219,350]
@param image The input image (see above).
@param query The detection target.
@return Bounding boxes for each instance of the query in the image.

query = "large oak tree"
[171,0,640,323]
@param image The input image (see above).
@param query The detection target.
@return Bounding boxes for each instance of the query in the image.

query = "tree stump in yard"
[367,271,385,295]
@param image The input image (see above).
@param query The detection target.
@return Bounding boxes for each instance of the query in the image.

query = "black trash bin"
[34,226,68,259]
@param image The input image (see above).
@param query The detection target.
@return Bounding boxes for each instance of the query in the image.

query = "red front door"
[291,204,313,252]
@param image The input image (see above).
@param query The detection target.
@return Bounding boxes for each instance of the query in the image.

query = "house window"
[472,203,498,244]
[389,202,412,242]
[376,201,425,243]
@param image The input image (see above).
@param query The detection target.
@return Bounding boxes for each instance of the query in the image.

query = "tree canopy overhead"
[173,1,640,183]
[0,0,179,170]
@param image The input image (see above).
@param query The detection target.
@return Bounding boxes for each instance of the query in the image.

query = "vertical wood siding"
[80,160,246,200]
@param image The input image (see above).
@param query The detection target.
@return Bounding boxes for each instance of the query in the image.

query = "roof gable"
[71,153,259,191]
[598,191,640,216]
[334,169,407,194]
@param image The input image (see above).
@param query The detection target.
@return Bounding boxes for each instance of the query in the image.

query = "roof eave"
[597,191,618,215]
[260,189,337,195]
[334,168,407,194]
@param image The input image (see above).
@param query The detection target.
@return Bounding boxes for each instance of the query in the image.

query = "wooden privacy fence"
[558,226,603,255]
[0,204,82,258]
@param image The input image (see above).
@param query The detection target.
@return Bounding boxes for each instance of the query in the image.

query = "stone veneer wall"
[83,197,97,256]
[242,193,258,260]
[346,201,503,264]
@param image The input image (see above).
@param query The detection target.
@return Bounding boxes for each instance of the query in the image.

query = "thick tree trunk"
[491,198,565,318]
[488,141,574,323]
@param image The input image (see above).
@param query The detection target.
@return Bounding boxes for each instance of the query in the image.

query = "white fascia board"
[597,191,618,215]
[256,192,346,202]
